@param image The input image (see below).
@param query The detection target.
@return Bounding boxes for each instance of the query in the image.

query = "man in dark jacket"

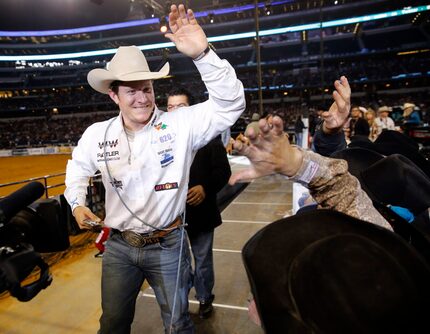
[167,87,231,319]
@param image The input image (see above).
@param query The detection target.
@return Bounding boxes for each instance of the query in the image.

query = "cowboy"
[375,105,395,135]
[402,102,421,126]
[64,4,245,334]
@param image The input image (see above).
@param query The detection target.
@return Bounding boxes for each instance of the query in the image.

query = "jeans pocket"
[158,228,183,250]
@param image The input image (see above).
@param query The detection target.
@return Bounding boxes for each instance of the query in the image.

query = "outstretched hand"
[229,116,303,185]
[165,4,208,59]
[321,76,351,133]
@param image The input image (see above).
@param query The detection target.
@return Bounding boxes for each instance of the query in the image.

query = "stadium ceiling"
[0,0,251,30]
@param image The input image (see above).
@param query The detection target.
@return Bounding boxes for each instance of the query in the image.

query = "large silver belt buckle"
[122,231,146,248]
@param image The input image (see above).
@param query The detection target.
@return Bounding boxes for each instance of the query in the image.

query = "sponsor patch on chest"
[154,182,179,192]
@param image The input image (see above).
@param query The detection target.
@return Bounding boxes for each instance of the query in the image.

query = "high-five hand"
[165,4,208,59]
[229,116,303,185]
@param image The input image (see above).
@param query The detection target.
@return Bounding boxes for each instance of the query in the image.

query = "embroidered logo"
[97,150,120,162]
[110,178,123,190]
[98,139,119,149]
[70,197,79,210]
[154,182,178,192]
[160,153,174,167]
[154,122,168,131]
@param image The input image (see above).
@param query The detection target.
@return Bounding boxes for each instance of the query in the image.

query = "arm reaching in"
[229,115,392,230]
[165,4,208,59]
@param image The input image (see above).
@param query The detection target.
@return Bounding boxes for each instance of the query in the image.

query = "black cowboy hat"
[330,148,430,215]
[330,147,383,179]
[348,130,430,178]
[242,209,430,334]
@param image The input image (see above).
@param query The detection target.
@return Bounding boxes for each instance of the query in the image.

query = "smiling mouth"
[135,105,151,110]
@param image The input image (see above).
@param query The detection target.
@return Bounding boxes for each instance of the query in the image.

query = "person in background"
[375,105,395,135]
[349,105,369,138]
[64,4,245,333]
[365,108,378,141]
[294,115,305,147]
[402,102,421,126]
[167,87,232,319]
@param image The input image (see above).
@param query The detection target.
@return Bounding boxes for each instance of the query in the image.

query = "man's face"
[351,107,361,119]
[167,94,189,112]
[108,80,155,130]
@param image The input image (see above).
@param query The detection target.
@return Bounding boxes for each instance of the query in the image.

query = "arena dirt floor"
[0,154,71,197]
[0,155,291,333]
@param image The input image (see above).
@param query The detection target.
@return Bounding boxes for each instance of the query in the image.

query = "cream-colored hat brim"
[87,62,170,94]
[402,103,415,110]
[378,106,391,113]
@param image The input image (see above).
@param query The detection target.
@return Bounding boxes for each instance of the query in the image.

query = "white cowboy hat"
[87,46,170,94]
[402,102,415,110]
[377,106,392,113]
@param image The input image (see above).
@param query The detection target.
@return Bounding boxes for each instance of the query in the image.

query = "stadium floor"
[0,156,293,333]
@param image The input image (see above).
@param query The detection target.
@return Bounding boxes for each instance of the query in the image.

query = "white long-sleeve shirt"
[65,50,245,233]
[374,116,395,135]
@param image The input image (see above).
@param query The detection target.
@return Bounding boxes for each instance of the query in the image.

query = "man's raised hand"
[165,4,208,59]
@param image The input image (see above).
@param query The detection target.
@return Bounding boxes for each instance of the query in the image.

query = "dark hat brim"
[242,209,430,333]
[331,147,383,179]
[331,148,430,215]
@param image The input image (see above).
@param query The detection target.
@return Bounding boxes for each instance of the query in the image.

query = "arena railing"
[0,172,105,218]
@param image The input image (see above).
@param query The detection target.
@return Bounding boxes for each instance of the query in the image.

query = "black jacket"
[186,136,231,235]
[312,120,347,157]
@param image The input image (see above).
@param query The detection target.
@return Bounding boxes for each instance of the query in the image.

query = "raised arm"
[229,116,392,230]
[165,4,245,149]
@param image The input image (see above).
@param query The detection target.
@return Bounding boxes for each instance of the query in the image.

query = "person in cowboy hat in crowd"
[374,105,395,136]
[64,4,245,334]
[402,102,421,126]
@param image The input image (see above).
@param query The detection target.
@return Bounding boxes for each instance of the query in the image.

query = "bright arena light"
[0,5,428,61]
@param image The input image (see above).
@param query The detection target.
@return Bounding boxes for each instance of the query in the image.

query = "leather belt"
[113,216,182,248]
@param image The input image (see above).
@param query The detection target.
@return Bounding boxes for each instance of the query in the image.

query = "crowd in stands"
[1,96,427,150]
[0,111,116,149]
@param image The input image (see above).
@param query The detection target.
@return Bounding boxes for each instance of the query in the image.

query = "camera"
[0,182,70,301]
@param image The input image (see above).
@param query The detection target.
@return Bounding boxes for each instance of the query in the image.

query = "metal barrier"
[0,173,105,217]
[0,172,66,199]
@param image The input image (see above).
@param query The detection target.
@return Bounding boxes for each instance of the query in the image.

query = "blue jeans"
[188,230,215,303]
[99,227,194,334]
[295,132,303,147]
